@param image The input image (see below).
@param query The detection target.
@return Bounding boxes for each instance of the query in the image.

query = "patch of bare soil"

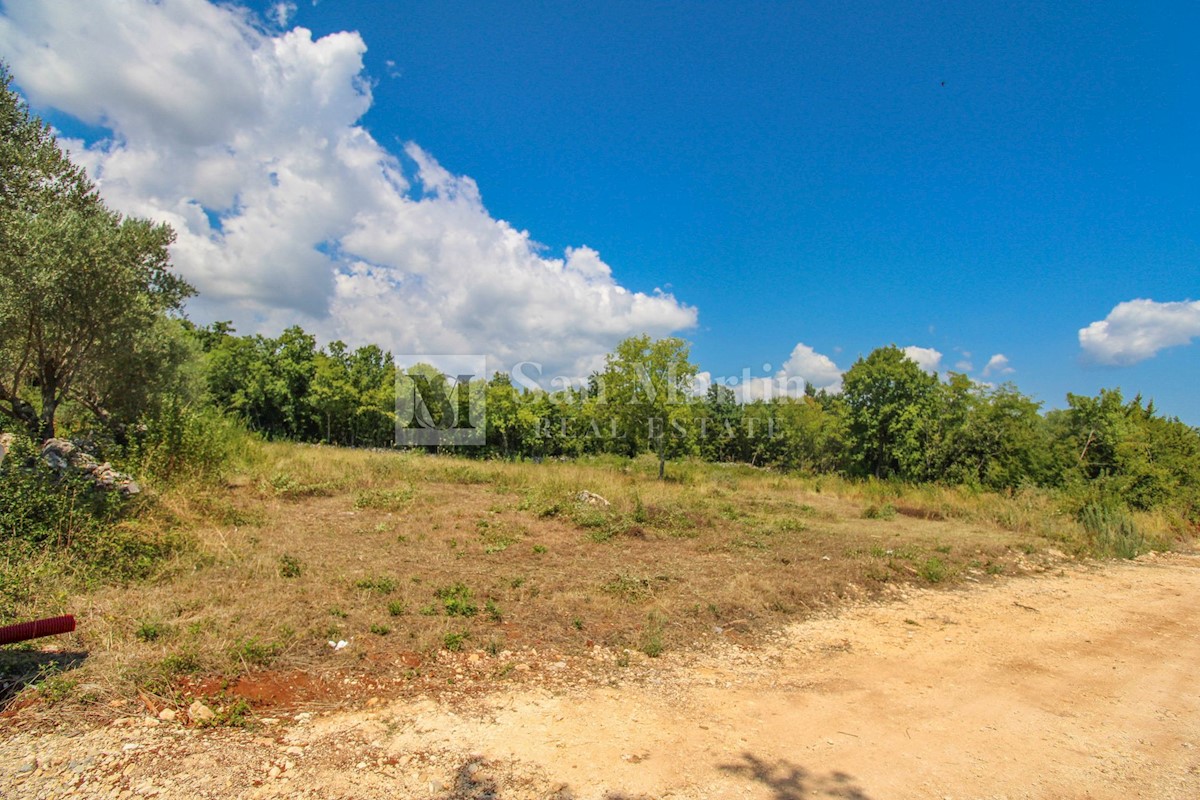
[4,553,1200,799]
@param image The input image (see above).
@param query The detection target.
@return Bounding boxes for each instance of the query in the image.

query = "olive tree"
[0,64,193,440]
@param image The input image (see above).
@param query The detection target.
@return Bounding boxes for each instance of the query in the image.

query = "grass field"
[0,443,1185,722]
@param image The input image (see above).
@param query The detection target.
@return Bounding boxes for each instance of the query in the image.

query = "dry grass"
[5,443,1180,717]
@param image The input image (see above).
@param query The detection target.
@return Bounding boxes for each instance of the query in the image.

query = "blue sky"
[1,0,1197,421]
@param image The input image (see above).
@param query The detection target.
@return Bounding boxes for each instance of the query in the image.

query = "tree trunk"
[1,393,41,439]
[38,399,56,441]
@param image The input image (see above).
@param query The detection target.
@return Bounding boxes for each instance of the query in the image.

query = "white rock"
[188,701,215,723]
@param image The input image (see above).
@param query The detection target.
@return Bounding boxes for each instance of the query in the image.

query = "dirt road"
[5,553,1199,799]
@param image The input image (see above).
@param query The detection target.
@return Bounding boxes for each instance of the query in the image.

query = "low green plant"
[485,599,503,622]
[354,576,397,594]
[1078,500,1145,559]
[192,696,254,728]
[159,649,203,676]
[435,582,478,617]
[862,503,897,520]
[38,673,78,705]
[354,486,414,511]
[640,612,666,658]
[136,620,167,642]
[443,631,468,651]
[232,636,281,667]
[277,554,303,578]
[387,600,406,617]
[919,556,948,583]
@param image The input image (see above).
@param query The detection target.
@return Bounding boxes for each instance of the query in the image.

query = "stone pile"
[39,438,141,496]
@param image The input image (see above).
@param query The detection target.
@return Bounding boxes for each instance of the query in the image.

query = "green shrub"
[136,620,168,642]
[124,402,257,485]
[0,435,122,547]
[435,582,478,617]
[862,503,897,520]
[0,435,178,622]
[1078,500,1145,559]
[278,554,303,578]
[354,576,397,594]
[232,636,281,667]
[919,556,948,583]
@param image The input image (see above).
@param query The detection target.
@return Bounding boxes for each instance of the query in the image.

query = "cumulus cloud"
[1079,299,1200,366]
[780,342,843,392]
[902,346,943,374]
[707,342,842,403]
[0,0,697,378]
[736,376,798,403]
[982,353,1013,377]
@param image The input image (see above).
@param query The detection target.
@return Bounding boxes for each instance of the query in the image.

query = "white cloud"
[0,0,697,379]
[269,2,297,27]
[691,371,713,397]
[713,342,842,402]
[1079,299,1200,366]
[982,353,1013,377]
[779,342,843,392]
[902,345,943,374]
[736,376,797,403]
[954,359,973,372]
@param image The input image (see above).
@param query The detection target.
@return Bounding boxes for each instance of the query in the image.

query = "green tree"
[698,383,741,462]
[1056,389,1200,515]
[598,335,698,478]
[0,66,193,439]
[771,396,846,473]
[346,344,395,447]
[311,342,356,444]
[841,346,939,479]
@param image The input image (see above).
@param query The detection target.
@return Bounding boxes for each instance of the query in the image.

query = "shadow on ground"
[718,753,874,800]
[433,752,872,800]
[0,649,88,709]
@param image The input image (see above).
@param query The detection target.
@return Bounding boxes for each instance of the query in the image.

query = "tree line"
[184,324,1198,519]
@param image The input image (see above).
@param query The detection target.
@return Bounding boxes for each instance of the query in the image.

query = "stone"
[188,701,215,724]
[575,490,610,507]
[0,432,14,467]
[39,438,141,496]
[157,708,177,722]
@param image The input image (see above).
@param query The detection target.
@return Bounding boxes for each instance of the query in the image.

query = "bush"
[1078,500,1144,559]
[123,402,259,485]
[0,435,122,547]
[0,433,181,621]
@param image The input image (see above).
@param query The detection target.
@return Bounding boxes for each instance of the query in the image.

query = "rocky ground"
[4,552,1199,799]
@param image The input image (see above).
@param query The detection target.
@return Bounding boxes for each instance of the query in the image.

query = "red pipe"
[0,615,76,645]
